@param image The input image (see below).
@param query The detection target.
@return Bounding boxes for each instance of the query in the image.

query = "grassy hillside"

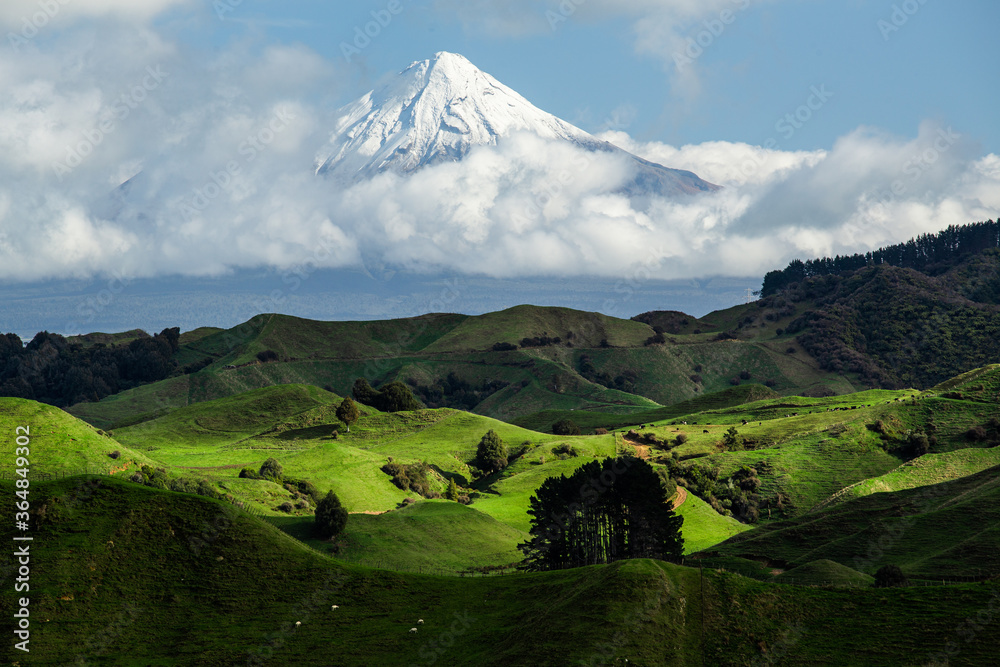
[711,464,1000,579]
[674,491,752,554]
[66,300,862,429]
[112,383,341,450]
[772,559,875,588]
[3,477,999,665]
[271,500,528,573]
[819,446,1000,508]
[513,383,781,433]
[0,397,157,474]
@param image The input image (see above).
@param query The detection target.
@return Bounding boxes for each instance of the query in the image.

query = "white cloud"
[0,0,193,30]
[0,19,997,288]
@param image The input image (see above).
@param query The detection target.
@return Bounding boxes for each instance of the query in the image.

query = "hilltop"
[61,301,852,431]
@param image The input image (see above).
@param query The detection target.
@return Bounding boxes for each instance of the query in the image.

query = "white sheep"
[409,627,417,634]
[295,621,301,628]
[331,605,339,611]
[417,619,424,625]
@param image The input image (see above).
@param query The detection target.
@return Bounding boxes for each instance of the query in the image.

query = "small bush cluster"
[551,443,579,459]
[520,335,561,347]
[352,377,422,412]
[665,458,778,523]
[381,461,440,498]
[129,465,221,500]
[256,349,279,363]
[551,418,581,436]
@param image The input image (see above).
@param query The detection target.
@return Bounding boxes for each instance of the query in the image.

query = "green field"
[3,477,998,666]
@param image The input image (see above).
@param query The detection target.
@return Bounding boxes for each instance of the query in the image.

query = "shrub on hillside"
[256,349,279,363]
[352,377,422,412]
[259,457,283,481]
[381,461,439,498]
[238,467,262,480]
[108,450,121,459]
[594,427,609,435]
[476,429,509,473]
[675,433,688,446]
[276,501,294,513]
[874,564,909,588]
[551,443,579,459]
[644,332,667,346]
[313,490,349,539]
[552,418,581,436]
[967,425,988,442]
[492,342,518,351]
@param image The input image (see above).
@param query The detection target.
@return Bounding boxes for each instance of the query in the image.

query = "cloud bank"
[0,19,997,286]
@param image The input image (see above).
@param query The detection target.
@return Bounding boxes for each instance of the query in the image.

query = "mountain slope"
[316,51,718,197]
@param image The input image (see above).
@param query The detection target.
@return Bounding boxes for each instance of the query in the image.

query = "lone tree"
[259,457,283,482]
[519,457,683,571]
[445,478,460,501]
[476,429,508,474]
[552,418,581,436]
[313,490,348,539]
[336,397,361,432]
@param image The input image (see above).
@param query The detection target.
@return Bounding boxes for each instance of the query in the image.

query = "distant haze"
[0,269,754,340]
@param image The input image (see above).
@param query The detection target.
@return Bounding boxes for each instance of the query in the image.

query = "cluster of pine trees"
[761,220,999,296]
[518,457,683,571]
[0,328,180,406]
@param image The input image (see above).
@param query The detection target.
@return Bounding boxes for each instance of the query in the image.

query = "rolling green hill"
[270,500,528,573]
[818,446,1000,509]
[65,301,860,429]
[3,476,999,666]
[711,463,1000,579]
[0,397,157,474]
[772,559,875,587]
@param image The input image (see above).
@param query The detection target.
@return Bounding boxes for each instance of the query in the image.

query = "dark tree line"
[0,328,180,406]
[352,377,422,412]
[518,457,683,571]
[761,220,1000,296]
[577,354,639,394]
[409,371,509,411]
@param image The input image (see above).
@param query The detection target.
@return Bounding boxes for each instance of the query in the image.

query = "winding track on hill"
[671,487,687,510]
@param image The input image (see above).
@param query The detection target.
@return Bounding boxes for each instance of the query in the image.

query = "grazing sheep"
[417,619,424,625]
[295,621,301,627]
[331,605,339,611]
[409,627,418,634]
[703,429,709,433]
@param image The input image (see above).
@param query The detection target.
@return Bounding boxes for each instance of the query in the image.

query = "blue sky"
[0,0,998,334]
[202,0,1000,152]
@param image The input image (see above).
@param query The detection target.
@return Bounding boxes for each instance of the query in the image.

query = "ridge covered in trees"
[0,328,180,406]
[761,220,1000,297]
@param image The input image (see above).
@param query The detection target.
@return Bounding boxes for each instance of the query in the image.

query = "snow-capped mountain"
[316,52,718,197]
